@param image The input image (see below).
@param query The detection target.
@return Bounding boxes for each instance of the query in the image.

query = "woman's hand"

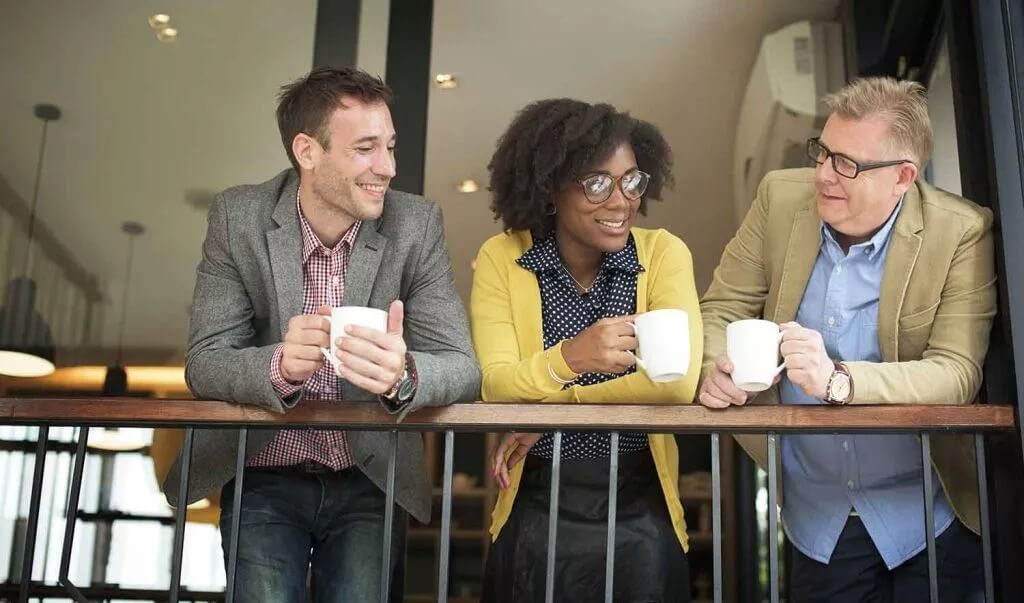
[490,432,543,489]
[560,315,637,375]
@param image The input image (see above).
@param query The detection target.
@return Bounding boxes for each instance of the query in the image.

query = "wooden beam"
[0,397,1014,432]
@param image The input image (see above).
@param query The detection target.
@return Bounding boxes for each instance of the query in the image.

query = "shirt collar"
[297,190,361,264]
[516,232,644,275]
[820,194,904,258]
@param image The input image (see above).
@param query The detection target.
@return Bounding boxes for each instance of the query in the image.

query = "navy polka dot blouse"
[516,233,649,460]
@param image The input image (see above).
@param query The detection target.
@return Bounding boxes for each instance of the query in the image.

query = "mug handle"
[626,322,647,372]
[773,330,785,376]
[321,347,342,375]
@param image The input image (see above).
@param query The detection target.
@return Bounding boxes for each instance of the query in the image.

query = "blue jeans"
[219,464,405,603]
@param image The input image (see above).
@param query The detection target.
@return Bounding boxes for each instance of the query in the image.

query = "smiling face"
[553,143,641,255]
[300,97,397,223]
[814,114,917,239]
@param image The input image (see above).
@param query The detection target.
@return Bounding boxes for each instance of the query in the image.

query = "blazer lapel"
[267,178,303,339]
[344,218,387,309]
[878,185,924,362]
[771,205,822,323]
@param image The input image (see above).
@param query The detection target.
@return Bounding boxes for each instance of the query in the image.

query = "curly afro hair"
[487,98,673,235]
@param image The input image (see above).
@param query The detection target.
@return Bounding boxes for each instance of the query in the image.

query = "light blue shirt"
[780,200,954,569]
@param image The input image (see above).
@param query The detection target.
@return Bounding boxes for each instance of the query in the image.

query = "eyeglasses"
[806,138,913,179]
[578,169,650,204]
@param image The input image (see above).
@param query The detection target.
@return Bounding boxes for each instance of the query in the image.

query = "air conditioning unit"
[733,20,845,222]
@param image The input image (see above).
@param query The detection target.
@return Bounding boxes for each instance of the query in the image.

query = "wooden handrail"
[0,397,1015,433]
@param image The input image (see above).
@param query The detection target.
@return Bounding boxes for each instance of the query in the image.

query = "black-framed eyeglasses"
[806,138,913,179]
[578,169,650,204]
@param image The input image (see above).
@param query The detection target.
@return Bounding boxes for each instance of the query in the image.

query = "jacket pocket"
[898,299,941,332]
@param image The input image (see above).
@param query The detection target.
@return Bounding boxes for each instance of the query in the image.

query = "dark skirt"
[482,450,690,603]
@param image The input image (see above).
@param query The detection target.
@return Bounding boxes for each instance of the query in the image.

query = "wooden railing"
[0,397,1016,603]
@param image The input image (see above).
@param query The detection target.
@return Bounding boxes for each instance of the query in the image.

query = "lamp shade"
[0,277,55,377]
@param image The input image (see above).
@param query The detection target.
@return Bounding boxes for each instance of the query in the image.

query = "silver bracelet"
[547,357,575,385]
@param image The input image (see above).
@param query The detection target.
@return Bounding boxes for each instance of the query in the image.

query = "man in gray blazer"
[163,67,480,602]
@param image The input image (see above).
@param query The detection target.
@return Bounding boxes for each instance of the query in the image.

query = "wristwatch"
[824,361,853,405]
[382,353,418,406]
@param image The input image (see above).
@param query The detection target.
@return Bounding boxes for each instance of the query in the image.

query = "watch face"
[397,377,416,402]
[830,373,851,402]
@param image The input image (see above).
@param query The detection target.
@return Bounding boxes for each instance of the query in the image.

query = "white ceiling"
[0,0,838,362]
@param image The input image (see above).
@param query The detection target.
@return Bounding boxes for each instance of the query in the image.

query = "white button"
[847,480,855,489]
[842,440,849,451]
[835,266,843,274]
[333,276,340,286]
[828,316,836,326]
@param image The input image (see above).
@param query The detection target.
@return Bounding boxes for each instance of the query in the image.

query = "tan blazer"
[700,168,997,533]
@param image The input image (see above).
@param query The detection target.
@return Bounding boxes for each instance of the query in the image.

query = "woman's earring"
[546,204,557,216]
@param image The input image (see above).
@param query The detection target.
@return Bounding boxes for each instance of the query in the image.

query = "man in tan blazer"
[699,77,996,602]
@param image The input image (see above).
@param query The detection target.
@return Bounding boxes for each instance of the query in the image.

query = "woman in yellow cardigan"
[471,99,703,602]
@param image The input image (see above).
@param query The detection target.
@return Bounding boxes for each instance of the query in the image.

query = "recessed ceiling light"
[148,14,171,29]
[156,27,178,42]
[456,179,478,193]
[435,73,458,89]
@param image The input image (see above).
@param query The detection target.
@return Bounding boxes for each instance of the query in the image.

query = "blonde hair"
[823,77,933,167]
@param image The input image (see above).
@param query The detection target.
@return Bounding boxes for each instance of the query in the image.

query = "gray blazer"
[162,169,480,523]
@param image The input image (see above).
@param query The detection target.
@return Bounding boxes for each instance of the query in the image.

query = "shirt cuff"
[270,343,304,398]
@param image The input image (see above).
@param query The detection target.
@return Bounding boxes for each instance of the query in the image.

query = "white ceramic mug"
[726,319,785,392]
[631,309,689,383]
[320,306,388,376]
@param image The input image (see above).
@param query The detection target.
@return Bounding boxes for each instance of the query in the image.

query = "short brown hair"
[823,77,933,167]
[276,67,393,171]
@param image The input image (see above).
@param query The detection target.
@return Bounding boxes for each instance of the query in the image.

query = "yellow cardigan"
[470,227,703,551]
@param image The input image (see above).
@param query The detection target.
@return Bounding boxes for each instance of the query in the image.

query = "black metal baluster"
[767,433,779,603]
[380,430,398,603]
[18,425,49,603]
[57,426,89,602]
[169,428,194,603]
[604,431,619,603]
[438,430,454,603]
[225,428,247,603]
[975,434,995,603]
[921,433,938,603]
[712,432,723,603]
[545,430,562,603]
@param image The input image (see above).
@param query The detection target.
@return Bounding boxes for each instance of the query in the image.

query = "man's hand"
[490,432,543,489]
[561,315,638,375]
[279,306,331,384]
[779,321,833,399]
[336,300,408,395]
[697,353,751,408]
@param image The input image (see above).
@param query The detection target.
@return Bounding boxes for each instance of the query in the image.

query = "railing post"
[225,428,248,603]
[57,426,89,602]
[767,432,779,603]
[920,433,938,603]
[380,430,398,603]
[438,430,455,603]
[545,430,562,603]
[18,425,49,603]
[711,432,723,603]
[975,434,995,603]
[169,428,194,603]
[604,431,619,603]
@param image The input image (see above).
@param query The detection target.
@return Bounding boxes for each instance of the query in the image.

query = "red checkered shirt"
[249,191,362,470]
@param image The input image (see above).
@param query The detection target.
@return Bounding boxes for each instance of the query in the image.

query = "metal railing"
[0,397,1016,603]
